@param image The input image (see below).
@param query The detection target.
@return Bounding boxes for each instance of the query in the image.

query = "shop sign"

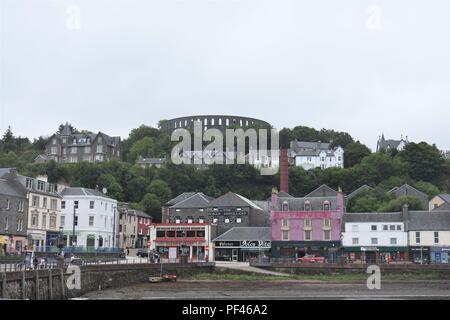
[240,240,271,248]
[216,241,240,247]
[361,247,378,252]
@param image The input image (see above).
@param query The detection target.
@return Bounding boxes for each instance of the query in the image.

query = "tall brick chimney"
[279,130,289,193]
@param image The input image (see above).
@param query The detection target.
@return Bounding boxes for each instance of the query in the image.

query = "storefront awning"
[28,233,45,241]
[344,247,408,252]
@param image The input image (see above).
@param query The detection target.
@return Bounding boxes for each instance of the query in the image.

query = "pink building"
[270,185,345,260]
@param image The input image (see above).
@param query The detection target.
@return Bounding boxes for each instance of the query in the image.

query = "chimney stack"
[279,130,289,194]
[402,203,409,222]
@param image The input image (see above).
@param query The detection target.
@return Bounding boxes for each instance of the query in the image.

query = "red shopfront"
[150,223,211,262]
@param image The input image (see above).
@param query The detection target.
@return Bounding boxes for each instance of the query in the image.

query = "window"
[323,201,330,210]
[43,197,47,208]
[89,216,94,226]
[74,216,78,226]
[351,224,359,232]
[324,230,331,240]
[282,230,289,240]
[390,238,397,245]
[61,201,66,209]
[38,180,45,191]
[236,217,242,223]
[6,199,10,210]
[175,217,181,224]
[225,218,230,224]
[389,225,395,231]
[304,230,312,240]
[50,199,57,210]
[74,201,79,209]
[90,201,95,209]
[50,216,56,229]
[71,147,77,154]
[51,147,57,154]
[4,217,9,230]
[198,216,205,223]
[26,178,33,189]
[98,136,102,144]
[18,200,24,212]
[32,196,39,207]
[352,237,359,245]
[282,218,289,227]
[31,214,38,227]
[60,216,65,227]
[213,218,218,224]
[415,232,420,244]
[96,145,103,153]
[371,238,378,245]
[323,219,331,228]
[85,146,91,154]
[304,201,311,211]
[42,214,47,229]
[383,225,388,231]
[187,217,193,224]
[434,232,439,244]
[304,219,311,228]
[371,225,377,231]
[396,225,402,231]
[17,219,23,232]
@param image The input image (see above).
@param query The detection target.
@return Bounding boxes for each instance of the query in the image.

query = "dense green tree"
[378,196,424,212]
[141,193,162,220]
[146,179,172,203]
[344,142,371,167]
[398,142,445,183]
[413,181,441,199]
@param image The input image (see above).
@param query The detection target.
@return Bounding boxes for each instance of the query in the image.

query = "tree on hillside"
[344,142,371,167]
[399,142,445,183]
[141,193,162,221]
[378,196,424,212]
[146,179,172,204]
[413,181,441,199]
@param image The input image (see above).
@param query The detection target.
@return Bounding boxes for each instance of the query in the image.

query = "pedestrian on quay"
[33,257,38,270]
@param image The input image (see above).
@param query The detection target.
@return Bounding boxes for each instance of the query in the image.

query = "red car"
[297,255,326,263]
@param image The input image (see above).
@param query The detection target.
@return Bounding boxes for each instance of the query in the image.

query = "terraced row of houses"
[152,184,450,264]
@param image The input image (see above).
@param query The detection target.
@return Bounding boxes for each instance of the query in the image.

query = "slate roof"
[208,192,263,210]
[170,193,212,209]
[0,178,26,197]
[165,192,197,206]
[289,141,342,157]
[437,194,450,203]
[212,227,271,242]
[387,184,428,199]
[305,184,339,198]
[274,196,338,211]
[408,211,450,231]
[346,185,373,201]
[61,187,112,199]
[432,203,450,211]
[343,212,404,223]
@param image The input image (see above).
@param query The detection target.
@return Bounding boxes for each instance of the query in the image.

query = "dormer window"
[304,201,311,211]
[282,201,289,211]
[323,201,330,211]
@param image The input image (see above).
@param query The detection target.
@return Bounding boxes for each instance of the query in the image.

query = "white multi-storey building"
[342,212,408,262]
[60,187,118,249]
[289,141,344,170]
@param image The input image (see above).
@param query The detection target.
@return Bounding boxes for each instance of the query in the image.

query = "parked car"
[297,255,326,263]
[136,249,148,257]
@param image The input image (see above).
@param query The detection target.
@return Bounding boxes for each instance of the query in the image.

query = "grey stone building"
[387,184,429,210]
[162,191,270,238]
[40,123,121,163]
[376,134,409,152]
[0,173,29,254]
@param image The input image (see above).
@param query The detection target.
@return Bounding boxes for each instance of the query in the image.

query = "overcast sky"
[0,0,449,151]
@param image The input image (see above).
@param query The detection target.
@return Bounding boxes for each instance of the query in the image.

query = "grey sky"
[1,0,449,151]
